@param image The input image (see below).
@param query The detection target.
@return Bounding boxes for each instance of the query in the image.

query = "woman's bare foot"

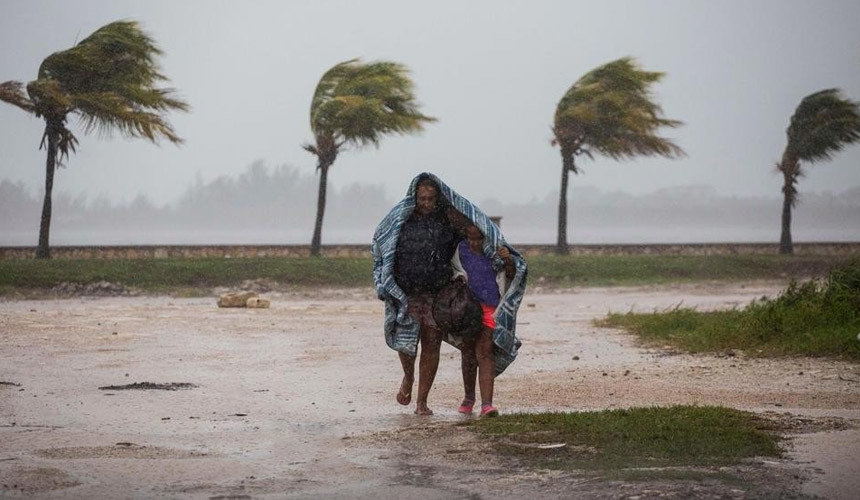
[414,403,433,416]
[396,376,413,406]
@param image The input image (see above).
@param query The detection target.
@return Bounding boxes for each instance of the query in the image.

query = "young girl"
[452,224,515,417]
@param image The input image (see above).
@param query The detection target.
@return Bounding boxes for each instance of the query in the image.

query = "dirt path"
[1,283,858,498]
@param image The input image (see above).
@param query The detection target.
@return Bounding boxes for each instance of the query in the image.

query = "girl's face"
[466,226,484,254]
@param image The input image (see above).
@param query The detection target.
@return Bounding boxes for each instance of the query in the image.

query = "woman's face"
[415,185,438,215]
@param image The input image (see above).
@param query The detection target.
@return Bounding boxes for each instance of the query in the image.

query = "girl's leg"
[460,339,477,411]
[476,326,496,407]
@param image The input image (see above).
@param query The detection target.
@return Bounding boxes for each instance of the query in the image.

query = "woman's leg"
[476,326,495,406]
[397,293,425,406]
[396,351,415,405]
[415,321,443,415]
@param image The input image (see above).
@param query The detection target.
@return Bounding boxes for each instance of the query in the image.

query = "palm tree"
[551,57,684,254]
[304,59,435,256]
[0,21,188,259]
[777,89,860,254]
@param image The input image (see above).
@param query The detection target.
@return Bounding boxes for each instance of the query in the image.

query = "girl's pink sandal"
[458,399,475,414]
[480,405,499,418]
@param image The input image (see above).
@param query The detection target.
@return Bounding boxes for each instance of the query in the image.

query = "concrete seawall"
[1,242,858,260]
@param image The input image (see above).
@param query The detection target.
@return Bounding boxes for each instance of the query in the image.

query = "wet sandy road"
[1,284,858,498]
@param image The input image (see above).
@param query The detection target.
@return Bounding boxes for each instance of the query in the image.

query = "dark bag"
[432,279,483,338]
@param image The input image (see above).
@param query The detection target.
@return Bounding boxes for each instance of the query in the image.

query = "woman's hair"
[416,176,440,194]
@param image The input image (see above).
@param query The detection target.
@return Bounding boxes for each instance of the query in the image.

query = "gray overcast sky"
[1,0,859,206]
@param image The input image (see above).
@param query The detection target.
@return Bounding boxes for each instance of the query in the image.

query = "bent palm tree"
[551,57,684,254]
[777,89,860,254]
[304,59,435,256]
[0,21,188,258]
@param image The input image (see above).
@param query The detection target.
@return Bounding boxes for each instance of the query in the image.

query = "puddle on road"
[790,428,860,500]
[34,444,210,459]
[98,382,198,391]
[0,466,81,495]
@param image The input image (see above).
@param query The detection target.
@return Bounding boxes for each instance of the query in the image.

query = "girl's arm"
[498,246,515,280]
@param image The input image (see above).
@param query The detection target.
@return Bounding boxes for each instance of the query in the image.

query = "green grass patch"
[0,257,372,290]
[528,254,848,287]
[597,259,860,360]
[0,254,849,294]
[471,405,782,470]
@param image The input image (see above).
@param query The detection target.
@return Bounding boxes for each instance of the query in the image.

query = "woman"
[372,173,527,416]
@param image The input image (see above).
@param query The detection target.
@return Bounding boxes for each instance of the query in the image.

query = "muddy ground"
[1,283,859,499]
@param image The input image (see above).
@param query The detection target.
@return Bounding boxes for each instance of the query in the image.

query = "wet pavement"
[1,284,858,498]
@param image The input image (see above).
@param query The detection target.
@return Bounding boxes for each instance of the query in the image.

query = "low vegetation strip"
[0,257,371,290]
[598,259,860,360]
[529,254,849,286]
[0,254,851,293]
[2,242,858,260]
[470,406,782,470]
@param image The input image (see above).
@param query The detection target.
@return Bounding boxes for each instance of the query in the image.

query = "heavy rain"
[1,1,859,498]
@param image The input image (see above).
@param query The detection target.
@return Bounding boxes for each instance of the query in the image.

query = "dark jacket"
[394,206,464,294]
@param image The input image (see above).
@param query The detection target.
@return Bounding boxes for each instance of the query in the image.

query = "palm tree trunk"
[556,151,574,255]
[310,159,332,257]
[36,126,59,260]
[779,169,795,255]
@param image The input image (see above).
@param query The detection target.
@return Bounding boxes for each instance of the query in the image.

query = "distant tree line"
[1,163,857,246]
[0,162,393,244]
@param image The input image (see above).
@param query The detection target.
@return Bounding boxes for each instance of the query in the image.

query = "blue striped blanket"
[371,172,528,375]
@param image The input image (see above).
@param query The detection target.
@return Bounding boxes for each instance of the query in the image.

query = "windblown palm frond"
[553,57,684,161]
[0,81,35,113]
[784,89,860,165]
[309,58,435,148]
[71,91,183,142]
[31,20,188,143]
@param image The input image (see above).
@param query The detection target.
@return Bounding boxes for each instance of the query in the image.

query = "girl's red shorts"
[480,303,496,329]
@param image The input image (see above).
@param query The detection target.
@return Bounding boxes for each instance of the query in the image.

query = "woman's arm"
[451,244,467,282]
